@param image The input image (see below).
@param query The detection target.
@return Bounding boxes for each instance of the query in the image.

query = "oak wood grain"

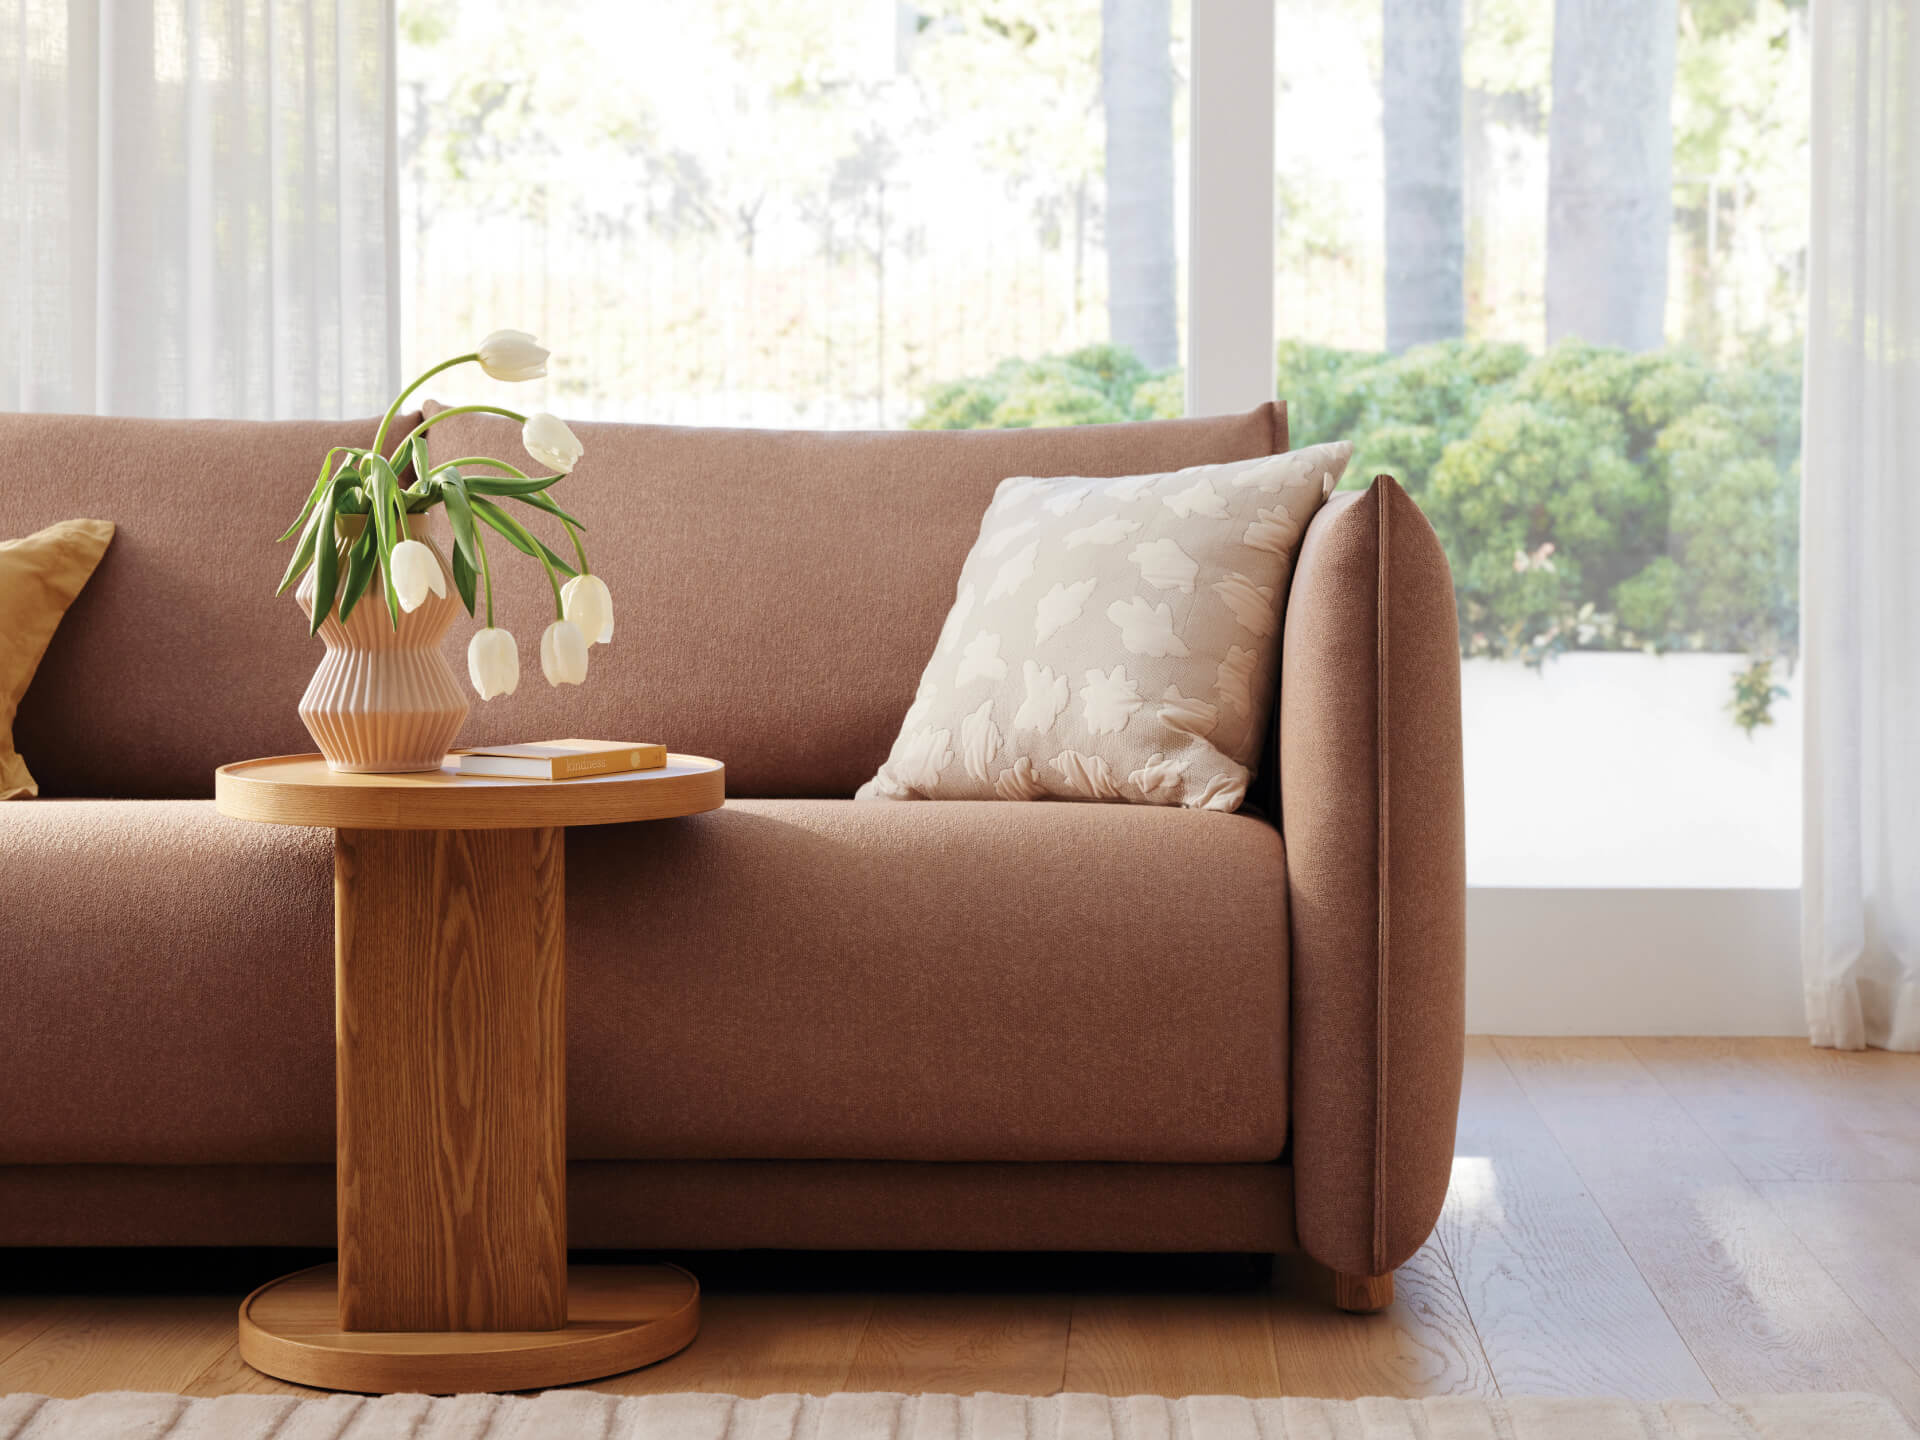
[214,752,724,830]
[1061,1292,1283,1395]
[1628,1036,1920,1182]
[335,825,567,1332]
[1438,1038,1715,1399]
[182,1342,325,1398]
[589,1293,875,1397]
[1497,1036,1920,1419]
[0,1297,234,1398]
[1268,1242,1495,1398]
[843,1293,1071,1395]
[1760,1181,1920,1378]
[0,1299,59,1369]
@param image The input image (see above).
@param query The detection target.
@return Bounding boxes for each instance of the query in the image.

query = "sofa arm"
[1279,475,1466,1283]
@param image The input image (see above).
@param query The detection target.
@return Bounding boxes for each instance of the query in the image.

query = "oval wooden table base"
[238,1264,700,1394]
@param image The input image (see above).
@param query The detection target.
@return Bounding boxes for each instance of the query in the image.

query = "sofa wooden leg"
[1331,1269,1395,1313]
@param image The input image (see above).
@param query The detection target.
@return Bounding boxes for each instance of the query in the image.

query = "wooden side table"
[213,751,725,1394]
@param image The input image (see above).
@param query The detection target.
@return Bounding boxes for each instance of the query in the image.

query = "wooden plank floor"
[2,1038,1917,1413]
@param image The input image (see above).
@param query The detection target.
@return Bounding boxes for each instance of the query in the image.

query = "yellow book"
[455,739,666,781]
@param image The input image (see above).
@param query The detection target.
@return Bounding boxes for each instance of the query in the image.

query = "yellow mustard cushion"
[1,519,115,799]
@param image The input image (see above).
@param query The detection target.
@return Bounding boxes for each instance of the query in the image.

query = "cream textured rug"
[0,1391,1914,1439]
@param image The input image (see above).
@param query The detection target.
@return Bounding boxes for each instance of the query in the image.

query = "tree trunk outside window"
[1545,0,1678,351]
[1102,0,1179,372]
[1384,0,1465,353]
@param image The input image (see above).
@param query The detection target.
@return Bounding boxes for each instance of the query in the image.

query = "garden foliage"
[916,338,1801,669]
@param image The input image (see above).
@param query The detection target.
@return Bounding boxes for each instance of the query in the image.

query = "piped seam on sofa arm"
[1370,473,1393,1275]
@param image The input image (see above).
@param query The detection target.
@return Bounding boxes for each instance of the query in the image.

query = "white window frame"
[1187,0,1801,1034]
[1186,0,1275,416]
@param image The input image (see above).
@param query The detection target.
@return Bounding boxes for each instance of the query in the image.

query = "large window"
[401,0,1805,888]
[1268,0,1805,887]
[399,0,1190,427]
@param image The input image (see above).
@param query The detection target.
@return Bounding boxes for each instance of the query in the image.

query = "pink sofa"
[0,402,1464,1304]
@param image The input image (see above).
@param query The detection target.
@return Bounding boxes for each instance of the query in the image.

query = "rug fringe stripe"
[0,1391,1909,1440]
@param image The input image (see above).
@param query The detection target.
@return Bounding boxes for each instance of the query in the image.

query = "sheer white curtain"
[0,0,397,419]
[1802,0,1920,1050]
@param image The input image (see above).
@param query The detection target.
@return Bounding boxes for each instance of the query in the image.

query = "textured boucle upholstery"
[1281,479,1468,1278]
[0,800,336,1163]
[0,1161,1299,1252]
[2,798,1288,1167]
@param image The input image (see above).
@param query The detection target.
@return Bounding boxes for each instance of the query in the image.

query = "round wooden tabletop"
[214,752,725,830]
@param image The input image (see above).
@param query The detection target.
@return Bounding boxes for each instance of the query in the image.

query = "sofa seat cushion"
[567,798,1289,1163]
[1,799,1287,1166]
[0,801,338,1165]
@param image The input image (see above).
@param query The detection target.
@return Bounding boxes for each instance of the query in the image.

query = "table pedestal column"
[235,825,699,1395]
[335,826,567,1332]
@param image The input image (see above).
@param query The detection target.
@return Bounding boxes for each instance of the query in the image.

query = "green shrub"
[1282,338,1532,499]
[1614,556,1682,637]
[908,335,1802,675]
[911,343,1160,430]
[1129,370,1185,420]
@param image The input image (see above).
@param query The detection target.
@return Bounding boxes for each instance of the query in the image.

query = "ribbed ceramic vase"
[295,515,470,773]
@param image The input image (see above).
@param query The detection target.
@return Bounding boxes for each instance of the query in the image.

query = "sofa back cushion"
[0,404,1281,798]
[416,404,1286,798]
[0,412,413,798]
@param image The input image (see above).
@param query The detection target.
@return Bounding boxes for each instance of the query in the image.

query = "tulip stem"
[561,519,590,576]
[428,456,533,480]
[371,354,477,459]
[476,524,496,629]
[408,404,528,444]
[536,546,566,621]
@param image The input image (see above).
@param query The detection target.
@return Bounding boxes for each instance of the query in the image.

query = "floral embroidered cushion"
[856,441,1351,811]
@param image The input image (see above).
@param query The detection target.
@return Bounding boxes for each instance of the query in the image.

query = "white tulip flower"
[561,573,614,645]
[522,412,584,474]
[476,329,549,382]
[389,539,447,613]
[467,628,520,700]
[540,619,590,687]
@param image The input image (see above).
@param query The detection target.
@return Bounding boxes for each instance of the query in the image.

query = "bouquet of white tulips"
[275,330,614,698]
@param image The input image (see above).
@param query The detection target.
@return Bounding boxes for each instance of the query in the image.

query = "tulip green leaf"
[442,474,481,568]
[450,537,479,616]
[375,533,401,629]
[470,496,577,576]
[366,452,406,536]
[278,446,353,543]
[393,435,420,491]
[465,473,562,497]
[336,522,379,624]
[511,490,586,529]
[367,459,393,554]
[276,498,327,597]
[401,438,435,500]
[364,463,402,630]
[307,483,344,636]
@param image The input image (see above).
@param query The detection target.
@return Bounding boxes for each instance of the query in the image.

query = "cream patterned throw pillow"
[857,441,1351,811]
